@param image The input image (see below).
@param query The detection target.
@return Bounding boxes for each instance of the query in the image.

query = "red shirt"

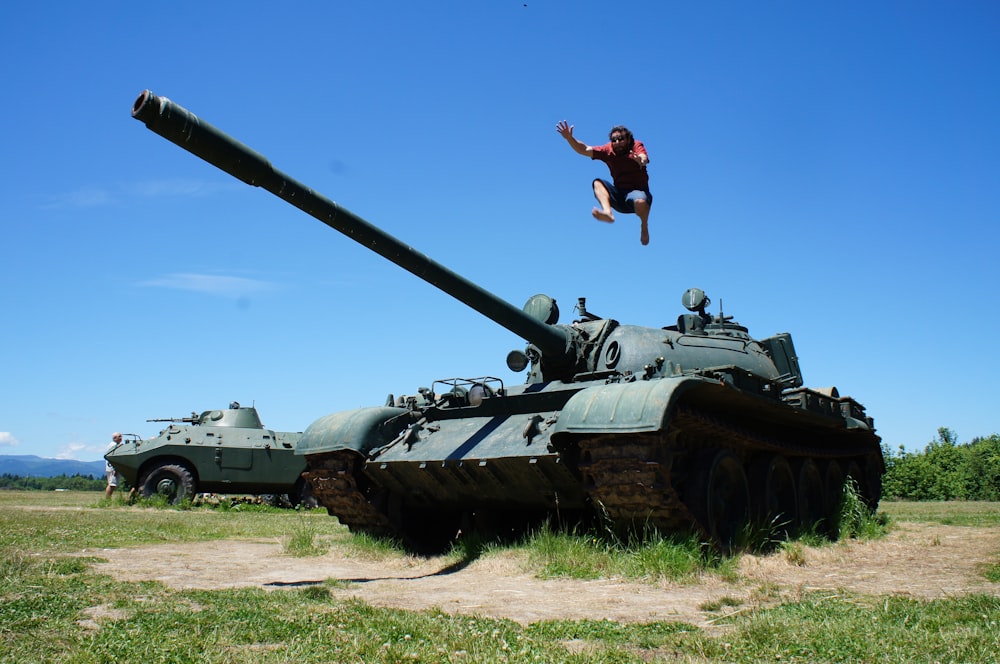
[591,140,649,191]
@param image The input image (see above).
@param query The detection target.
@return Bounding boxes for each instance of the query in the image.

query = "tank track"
[575,402,880,535]
[573,405,778,533]
[576,431,696,532]
[303,451,395,535]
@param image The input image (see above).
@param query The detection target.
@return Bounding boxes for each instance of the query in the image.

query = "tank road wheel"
[863,453,884,511]
[685,450,749,550]
[844,459,882,510]
[289,475,318,510]
[139,463,196,504]
[795,459,826,535]
[748,454,797,538]
[822,460,845,534]
[845,461,866,505]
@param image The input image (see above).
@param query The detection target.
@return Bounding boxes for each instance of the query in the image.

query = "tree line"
[0,473,106,491]
[881,428,1000,501]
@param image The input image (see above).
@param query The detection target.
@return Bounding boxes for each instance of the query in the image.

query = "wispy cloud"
[0,432,20,448]
[55,443,89,460]
[128,179,240,197]
[41,179,240,209]
[40,187,114,209]
[138,273,279,297]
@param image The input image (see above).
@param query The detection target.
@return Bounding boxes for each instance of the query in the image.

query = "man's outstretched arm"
[556,120,593,157]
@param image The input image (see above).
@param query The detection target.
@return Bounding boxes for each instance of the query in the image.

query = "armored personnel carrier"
[105,402,313,506]
[132,91,883,547]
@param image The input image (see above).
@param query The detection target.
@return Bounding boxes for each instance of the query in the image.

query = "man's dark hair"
[608,125,634,150]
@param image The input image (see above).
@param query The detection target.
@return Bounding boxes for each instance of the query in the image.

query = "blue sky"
[2,2,998,461]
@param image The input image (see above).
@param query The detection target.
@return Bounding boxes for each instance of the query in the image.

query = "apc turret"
[132,91,883,549]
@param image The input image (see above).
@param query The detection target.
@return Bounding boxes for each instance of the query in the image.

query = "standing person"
[556,120,653,245]
[105,432,122,499]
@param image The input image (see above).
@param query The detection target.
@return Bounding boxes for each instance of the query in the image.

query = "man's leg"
[591,180,615,223]
[634,198,650,245]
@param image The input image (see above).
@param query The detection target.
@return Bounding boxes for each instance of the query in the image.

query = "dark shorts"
[594,179,652,214]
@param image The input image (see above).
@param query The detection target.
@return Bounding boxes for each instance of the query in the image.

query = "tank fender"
[297,406,409,456]
[549,377,700,440]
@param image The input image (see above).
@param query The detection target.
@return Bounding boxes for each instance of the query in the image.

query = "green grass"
[880,500,1000,527]
[835,478,891,540]
[282,520,331,557]
[0,492,346,555]
[517,524,736,582]
[2,490,999,662]
[718,592,1000,662]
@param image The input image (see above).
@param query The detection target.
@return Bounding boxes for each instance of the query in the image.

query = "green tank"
[105,402,313,506]
[132,90,883,547]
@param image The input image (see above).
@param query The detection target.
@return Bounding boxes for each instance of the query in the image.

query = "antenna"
[718,298,733,324]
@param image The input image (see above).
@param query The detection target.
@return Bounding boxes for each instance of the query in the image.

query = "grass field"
[880,499,1000,527]
[1,491,998,663]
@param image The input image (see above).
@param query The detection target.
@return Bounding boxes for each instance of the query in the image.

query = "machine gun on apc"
[147,414,200,425]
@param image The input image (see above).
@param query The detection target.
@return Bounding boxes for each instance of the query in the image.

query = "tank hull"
[302,376,882,547]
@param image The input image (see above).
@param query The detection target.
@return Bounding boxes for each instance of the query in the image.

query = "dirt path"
[87,522,1000,629]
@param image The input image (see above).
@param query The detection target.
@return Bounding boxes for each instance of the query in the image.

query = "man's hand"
[556,120,574,140]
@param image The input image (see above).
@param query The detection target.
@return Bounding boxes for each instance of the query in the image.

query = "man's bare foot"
[592,208,615,223]
[640,222,649,246]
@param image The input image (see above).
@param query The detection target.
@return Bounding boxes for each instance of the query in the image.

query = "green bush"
[882,428,1000,501]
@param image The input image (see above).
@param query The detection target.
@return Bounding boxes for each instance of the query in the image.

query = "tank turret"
[132,91,883,550]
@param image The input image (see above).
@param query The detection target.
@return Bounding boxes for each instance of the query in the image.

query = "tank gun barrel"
[131,90,572,363]
[147,416,199,424]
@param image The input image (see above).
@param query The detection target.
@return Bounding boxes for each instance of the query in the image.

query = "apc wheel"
[686,450,749,549]
[749,454,797,537]
[139,463,196,504]
[795,459,825,534]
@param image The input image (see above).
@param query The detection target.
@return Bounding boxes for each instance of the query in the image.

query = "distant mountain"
[0,455,105,478]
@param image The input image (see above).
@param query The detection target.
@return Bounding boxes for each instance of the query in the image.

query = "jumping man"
[556,120,652,246]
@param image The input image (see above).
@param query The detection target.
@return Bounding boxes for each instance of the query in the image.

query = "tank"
[132,90,884,548]
[105,402,313,506]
